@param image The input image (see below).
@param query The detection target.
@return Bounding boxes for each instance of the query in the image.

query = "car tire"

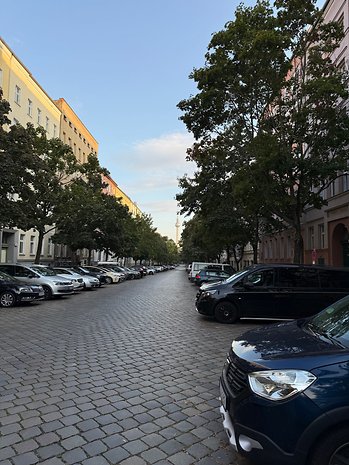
[310,427,349,465]
[43,285,53,300]
[105,276,112,284]
[214,301,238,324]
[0,291,16,307]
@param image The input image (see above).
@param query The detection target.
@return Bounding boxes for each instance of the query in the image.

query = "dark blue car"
[220,294,349,465]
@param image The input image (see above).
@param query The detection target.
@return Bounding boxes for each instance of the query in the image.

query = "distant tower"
[175,215,181,246]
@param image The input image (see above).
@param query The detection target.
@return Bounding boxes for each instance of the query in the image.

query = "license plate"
[220,381,227,410]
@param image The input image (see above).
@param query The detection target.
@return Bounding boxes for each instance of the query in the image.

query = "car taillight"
[195,274,200,279]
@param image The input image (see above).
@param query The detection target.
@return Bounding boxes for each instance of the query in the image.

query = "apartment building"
[259,0,349,267]
[0,37,61,263]
[102,174,142,218]
[54,98,98,164]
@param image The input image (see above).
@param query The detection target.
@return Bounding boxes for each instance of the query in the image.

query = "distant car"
[0,270,42,308]
[194,269,231,286]
[52,267,100,290]
[82,265,121,284]
[144,266,156,275]
[72,266,107,286]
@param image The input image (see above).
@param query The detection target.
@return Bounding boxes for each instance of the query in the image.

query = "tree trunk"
[88,249,92,265]
[34,230,44,264]
[293,223,304,264]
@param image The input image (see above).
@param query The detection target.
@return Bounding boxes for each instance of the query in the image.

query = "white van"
[188,262,235,282]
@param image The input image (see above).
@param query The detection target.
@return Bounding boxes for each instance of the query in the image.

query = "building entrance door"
[343,241,349,267]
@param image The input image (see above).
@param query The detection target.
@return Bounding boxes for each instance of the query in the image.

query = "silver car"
[0,264,75,300]
[52,267,100,290]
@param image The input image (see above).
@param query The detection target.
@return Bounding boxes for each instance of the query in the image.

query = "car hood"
[200,280,225,291]
[233,320,349,370]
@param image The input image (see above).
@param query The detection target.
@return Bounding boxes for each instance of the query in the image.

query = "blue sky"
[1,0,254,241]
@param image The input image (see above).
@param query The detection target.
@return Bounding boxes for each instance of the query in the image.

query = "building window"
[53,124,57,138]
[37,108,41,125]
[78,147,81,161]
[68,137,72,147]
[0,68,3,87]
[45,116,49,133]
[19,234,25,254]
[13,118,19,125]
[329,180,336,197]
[280,237,284,259]
[287,236,292,258]
[63,131,66,143]
[73,143,76,154]
[28,99,33,117]
[308,226,315,249]
[14,85,21,104]
[318,224,325,249]
[343,174,349,192]
[29,235,35,255]
[48,237,53,256]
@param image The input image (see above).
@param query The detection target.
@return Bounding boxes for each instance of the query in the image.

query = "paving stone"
[0,268,254,465]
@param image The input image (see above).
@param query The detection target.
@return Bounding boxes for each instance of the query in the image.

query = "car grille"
[226,354,248,396]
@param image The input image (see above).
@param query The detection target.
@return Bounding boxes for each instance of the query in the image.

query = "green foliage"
[178,0,349,264]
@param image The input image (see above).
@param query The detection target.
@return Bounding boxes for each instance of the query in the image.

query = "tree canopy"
[177,0,349,263]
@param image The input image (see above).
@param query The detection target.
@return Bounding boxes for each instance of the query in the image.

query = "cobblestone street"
[0,266,258,465]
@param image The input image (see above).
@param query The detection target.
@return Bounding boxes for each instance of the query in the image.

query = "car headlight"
[18,286,31,292]
[202,290,217,297]
[248,370,316,401]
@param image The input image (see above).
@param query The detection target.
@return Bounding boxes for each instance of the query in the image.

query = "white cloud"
[107,131,197,241]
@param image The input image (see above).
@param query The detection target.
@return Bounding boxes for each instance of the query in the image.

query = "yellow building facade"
[103,174,142,218]
[54,98,98,164]
[0,37,62,263]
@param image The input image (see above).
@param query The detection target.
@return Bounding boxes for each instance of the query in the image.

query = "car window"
[15,266,36,277]
[319,270,349,289]
[0,270,18,282]
[278,268,319,288]
[245,269,275,287]
[29,266,57,276]
[306,296,349,346]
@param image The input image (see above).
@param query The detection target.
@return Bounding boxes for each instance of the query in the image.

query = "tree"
[177,0,349,263]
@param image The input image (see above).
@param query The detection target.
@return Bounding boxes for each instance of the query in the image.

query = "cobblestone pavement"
[0,266,260,465]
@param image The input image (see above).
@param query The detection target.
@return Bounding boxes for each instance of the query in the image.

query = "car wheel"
[105,276,112,284]
[0,291,16,307]
[310,427,349,465]
[43,285,53,300]
[214,301,238,324]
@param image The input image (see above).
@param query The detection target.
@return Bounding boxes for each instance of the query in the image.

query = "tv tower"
[175,214,181,246]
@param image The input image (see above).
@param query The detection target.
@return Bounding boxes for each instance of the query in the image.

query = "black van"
[196,264,349,323]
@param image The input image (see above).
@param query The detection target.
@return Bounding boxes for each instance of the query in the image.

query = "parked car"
[97,263,131,280]
[0,270,43,307]
[196,264,349,323]
[144,266,156,275]
[194,269,232,286]
[220,294,349,465]
[82,265,121,284]
[34,265,84,293]
[0,264,75,300]
[188,262,235,282]
[52,267,100,290]
[72,266,107,286]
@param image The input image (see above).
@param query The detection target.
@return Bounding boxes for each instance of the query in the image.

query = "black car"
[0,270,40,307]
[194,269,232,286]
[220,294,349,465]
[196,263,349,323]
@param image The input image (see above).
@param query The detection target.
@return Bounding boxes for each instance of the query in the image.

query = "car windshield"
[0,270,18,282]
[225,268,251,284]
[30,266,57,276]
[305,296,349,347]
